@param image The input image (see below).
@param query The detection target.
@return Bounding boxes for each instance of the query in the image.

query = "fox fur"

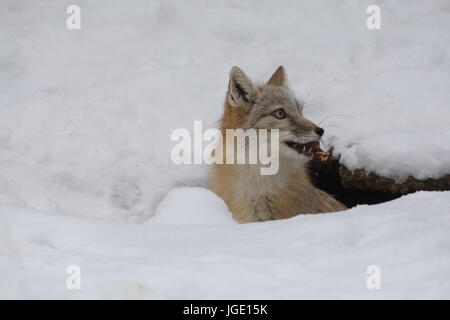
[210,65,347,223]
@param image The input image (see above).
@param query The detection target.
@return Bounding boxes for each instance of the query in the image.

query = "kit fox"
[210,66,347,223]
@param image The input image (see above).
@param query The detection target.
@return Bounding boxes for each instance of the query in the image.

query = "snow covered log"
[311,153,450,196]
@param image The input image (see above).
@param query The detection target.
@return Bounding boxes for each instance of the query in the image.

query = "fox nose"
[315,127,324,136]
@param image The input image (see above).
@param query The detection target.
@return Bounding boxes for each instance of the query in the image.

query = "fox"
[210,65,347,223]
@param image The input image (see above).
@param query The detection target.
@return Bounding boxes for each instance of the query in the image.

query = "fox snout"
[289,116,324,139]
[315,127,324,136]
[281,116,326,158]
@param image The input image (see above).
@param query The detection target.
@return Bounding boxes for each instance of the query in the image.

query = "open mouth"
[285,140,328,159]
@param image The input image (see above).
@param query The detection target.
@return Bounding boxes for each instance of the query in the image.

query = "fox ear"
[267,65,287,87]
[228,66,259,107]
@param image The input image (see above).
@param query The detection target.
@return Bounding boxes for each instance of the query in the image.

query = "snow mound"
[150,187,236,225]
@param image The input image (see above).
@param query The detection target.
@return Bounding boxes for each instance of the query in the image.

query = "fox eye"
[271,108,286,119]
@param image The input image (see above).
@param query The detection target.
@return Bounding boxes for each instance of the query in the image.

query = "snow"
[1,0,449,221]
[1,191,450,299]
[1,0,450,299]
[150,187,237,225]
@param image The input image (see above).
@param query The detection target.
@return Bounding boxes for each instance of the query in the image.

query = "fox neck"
[233,158,310,196]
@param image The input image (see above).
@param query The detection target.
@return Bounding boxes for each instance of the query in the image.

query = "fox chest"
[230,176,283,222]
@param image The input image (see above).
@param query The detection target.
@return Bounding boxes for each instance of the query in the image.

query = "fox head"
[222,65,324,162]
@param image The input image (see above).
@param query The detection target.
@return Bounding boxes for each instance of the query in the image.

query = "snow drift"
[1,191,449,299]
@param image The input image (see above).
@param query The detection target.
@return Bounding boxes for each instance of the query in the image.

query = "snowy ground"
[1,0,450,299]
[1,190,450,299]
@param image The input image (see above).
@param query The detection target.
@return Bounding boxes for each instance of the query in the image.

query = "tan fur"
[210,66,347,223]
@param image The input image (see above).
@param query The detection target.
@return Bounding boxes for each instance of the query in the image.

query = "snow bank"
[1,191,449,299]
[0,0,449,221]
